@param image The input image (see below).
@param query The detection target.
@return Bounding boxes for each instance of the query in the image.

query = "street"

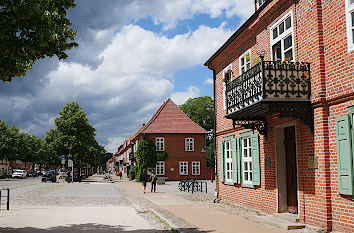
[0,176,167,232]
[0,176,319,233]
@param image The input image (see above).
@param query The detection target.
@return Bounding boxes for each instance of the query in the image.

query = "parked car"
[12,170,27,179]
[41,171,56,182]
[28,170,38,177]
[58,168,67,179]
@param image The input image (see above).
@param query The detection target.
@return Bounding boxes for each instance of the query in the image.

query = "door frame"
[275,121,300,215]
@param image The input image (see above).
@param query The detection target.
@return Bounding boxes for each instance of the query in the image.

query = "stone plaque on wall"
[308,156,318,169]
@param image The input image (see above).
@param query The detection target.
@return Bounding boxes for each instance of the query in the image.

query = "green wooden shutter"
[231,138,238,184]
[220,142,225,183]
[236,138,241,184]
[251,133,260,186]
[336,115,353,195]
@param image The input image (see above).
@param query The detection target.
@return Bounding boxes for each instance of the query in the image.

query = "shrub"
[129,166,136,180]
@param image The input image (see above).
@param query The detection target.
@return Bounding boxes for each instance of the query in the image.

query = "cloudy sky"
[0,0,253,152]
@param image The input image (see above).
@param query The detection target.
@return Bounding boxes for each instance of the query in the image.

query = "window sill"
[241,183,256,188]
[224,180,235,186]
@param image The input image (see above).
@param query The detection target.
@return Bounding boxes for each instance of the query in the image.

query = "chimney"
[142,123,145,127]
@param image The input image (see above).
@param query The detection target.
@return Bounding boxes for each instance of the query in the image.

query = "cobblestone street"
[0,176,324,233]
[0,176,170,232]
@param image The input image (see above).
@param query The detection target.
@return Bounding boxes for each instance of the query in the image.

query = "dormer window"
[256,0,266,11]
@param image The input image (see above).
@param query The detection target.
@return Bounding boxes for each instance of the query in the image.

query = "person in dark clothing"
[140,169,148,194]
[150,171,157,192]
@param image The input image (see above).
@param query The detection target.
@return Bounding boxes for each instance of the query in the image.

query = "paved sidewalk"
[114,178,284,233]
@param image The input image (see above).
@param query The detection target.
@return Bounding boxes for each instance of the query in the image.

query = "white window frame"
[256,0,266,10]
[191,161,200,176]
[225,140,233,183]
[270,11,295,61]
[155,137,164,151]
[222,64,232,110]
[179,161,188,175]
[239,49,251,75]
[156,161,165,175]
[242,137,253,185]
[185,138,194,151]
[346,0,354,51]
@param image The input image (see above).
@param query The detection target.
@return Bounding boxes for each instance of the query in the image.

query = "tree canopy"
[179,96,214,131]
[0,119,56,169]
[135,135,167,181]
[180,96,215,168]
[45,101,105,168]
[0,0,78,81]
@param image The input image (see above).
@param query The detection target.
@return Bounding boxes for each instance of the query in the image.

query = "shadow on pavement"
[0,223,211,233]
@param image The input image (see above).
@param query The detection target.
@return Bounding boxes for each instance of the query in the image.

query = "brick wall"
[146,133,207,180]
[209,0,354,232]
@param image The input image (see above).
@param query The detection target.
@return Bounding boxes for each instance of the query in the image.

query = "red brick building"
[132,98,208,180]
[205,0,354,232]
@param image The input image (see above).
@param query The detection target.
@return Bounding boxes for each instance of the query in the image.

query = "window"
[256,0,266,10]
[192,161,200,176]
[239,50,251,74]
[179,161,188,175]
[185,138,194,151]
[242,137,252,184]
[156,137,164,151]
[156,161,165,175]
[225,140,233,183]
[220,133,260,187]
[222,64,232,110]
[346,0,354,51]
[270,12,294,61]
[335,105,354,195]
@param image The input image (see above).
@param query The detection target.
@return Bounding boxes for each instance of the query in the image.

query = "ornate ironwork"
[225,60,312,136]
[268,102,314,132]
[226,62,263,114]
[233,119,267,137]
[263,61,311,99]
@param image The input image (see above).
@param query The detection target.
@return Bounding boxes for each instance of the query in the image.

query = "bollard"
[7,189,9,210]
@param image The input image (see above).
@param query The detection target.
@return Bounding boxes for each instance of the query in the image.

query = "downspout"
[212,68,218,200]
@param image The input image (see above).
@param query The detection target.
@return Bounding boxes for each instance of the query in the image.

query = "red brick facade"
[112,99,208,181]
[142,133,206,180]
[206,0,354,232]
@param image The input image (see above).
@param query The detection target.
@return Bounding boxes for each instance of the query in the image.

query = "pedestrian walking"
[150,171,157,192]
[140,169,148,194]
[118,171,122,180]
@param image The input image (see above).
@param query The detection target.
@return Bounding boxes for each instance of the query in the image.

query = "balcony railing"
[225,60,311,116]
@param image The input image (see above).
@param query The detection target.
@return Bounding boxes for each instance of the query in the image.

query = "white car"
[12,170,27,178]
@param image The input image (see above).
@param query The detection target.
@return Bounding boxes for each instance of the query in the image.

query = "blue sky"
[0,0,253,152]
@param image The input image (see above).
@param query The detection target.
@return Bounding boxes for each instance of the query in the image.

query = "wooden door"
[284,126,298,214]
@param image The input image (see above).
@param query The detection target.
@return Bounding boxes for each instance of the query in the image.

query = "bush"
[129,166,136,180]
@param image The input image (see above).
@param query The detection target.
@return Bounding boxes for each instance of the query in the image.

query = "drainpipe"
[212,68,218,200]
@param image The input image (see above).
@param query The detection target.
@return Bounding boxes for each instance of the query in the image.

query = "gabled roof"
[134,98,207,138]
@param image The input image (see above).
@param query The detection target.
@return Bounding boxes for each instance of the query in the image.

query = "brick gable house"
[132,98,208,180]
[205,0,354,232]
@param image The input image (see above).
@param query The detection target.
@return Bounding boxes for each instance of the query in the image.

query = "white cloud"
[171,86,201,105]
[27,24,231,151]
[204,78,213,85]
[139,0,254,30]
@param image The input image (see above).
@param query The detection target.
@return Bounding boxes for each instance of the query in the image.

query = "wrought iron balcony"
[225,59,312,136]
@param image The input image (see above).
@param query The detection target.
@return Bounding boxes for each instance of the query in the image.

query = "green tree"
[0,0,78,81]
[179,96,214,131]
[0,121,19,174]
[46,101,105,169]
[135,135,159,182]
[180,96,215,168]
